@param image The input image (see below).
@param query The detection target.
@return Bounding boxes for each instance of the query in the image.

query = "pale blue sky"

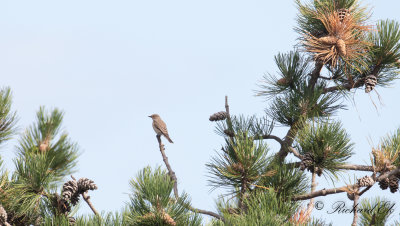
[1,0,400,225]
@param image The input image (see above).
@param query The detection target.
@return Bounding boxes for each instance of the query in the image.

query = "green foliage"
[379,128,400,167]
[295,120,354,178]
[0,87,17,145]
[257,161,309,199]
[367,20,400,86]
[16,107,79,181]
[257,51,312,98]
[213,190,298,226]
[216,115,274,140]
[127,166,202,226]
[266,81,344,126]
[43,210,130,226]
[295,0,369,37]
[207,133,269,194]
[0,107,80,225]
[358,197,395,226]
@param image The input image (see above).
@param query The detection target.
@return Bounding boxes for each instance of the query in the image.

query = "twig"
[253,134,285,147]
[304,171,317,220]
[189,207,225,221]
[358,185,373,196]
[288,147,302,160]
[276,126,298,161]
[156,135,179,200]
[323,78,365,93]
[155,135,224,221]
[225,96,231,121]
[82,191,99,216]
[292,167,400,201]
[351,190,360,226]
[309,60,324,90]
[285,162,374,172]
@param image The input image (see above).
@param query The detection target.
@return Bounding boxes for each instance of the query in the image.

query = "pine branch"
[276,126,298,161]
[304,171,317,221]
[309,60,324,90]
[323,78,365,93]
[351,191,360,226]
[253,134,285,147]
[155,135,224,221]
[292,167,400,201]
[156,135,179,200]
[82,191,99,216]
[286,162,374,172]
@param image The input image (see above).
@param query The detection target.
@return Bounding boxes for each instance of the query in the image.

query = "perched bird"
[148,114,174,143]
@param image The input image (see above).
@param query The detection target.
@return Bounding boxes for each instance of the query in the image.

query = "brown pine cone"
[365,74,377,93]
[62,180,78,201]
[300,152,314,171]
[77,178,98,193]
[209,111,228,121]
[347,192,355,201]
[357,176,375,187]
[379,178,389,190]
[337,8,350,22]
[0,205,8,225]
[389,175,399,193]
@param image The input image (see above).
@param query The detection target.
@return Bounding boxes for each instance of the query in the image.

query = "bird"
[148,114,174,143]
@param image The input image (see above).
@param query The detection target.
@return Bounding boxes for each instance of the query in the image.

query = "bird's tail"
[165,134,174,143]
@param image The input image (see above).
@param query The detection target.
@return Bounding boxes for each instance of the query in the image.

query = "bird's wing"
[154,119,169,135]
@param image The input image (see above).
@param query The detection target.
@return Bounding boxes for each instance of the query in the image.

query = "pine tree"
[0,0,399,225]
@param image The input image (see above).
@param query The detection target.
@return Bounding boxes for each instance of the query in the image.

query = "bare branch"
[292,167,400,201]
[351,191,360,226]
[288,147,302,160]
[285,162,374,172]
[82,191,99,216]
[254,134,285,147]
[155,135,224,221]
[323,79,365,93]
[309,60,324,90]
[189,207,225,221]
[156,135,179,200]
[304,171,317,220]
[276,126,298,161]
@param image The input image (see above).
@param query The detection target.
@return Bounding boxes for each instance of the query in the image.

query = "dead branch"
[156,135,179,200]
[292,167,400,201]
[351,190,360,226]
[155,135,224,221]
[82,191,99,216]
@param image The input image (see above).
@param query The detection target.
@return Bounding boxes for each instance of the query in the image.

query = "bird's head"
[148,114,160,119]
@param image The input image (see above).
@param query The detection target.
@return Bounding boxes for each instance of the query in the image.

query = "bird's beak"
[148,115,151,118]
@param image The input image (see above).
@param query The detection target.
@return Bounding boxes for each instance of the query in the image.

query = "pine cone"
[365,74,377,93]
[357,176,375,187]
[336,39,346,56]
[347,192,355,201]
[209,111,228,121]
[319,36,338,45]
[231,163,245,174]
[277,77,290,86]
[70,192,80,206]
[161,210,176,226]
[77,178,98,193]
[223,129,234,137]
[300,153,314,171]
[0,205,8,225]
[389,175,399,193]
[379,178,389,190]
[59,198,71,213]
[68,217,76,225]
[62,180,78,201]
[337,8,350,22]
